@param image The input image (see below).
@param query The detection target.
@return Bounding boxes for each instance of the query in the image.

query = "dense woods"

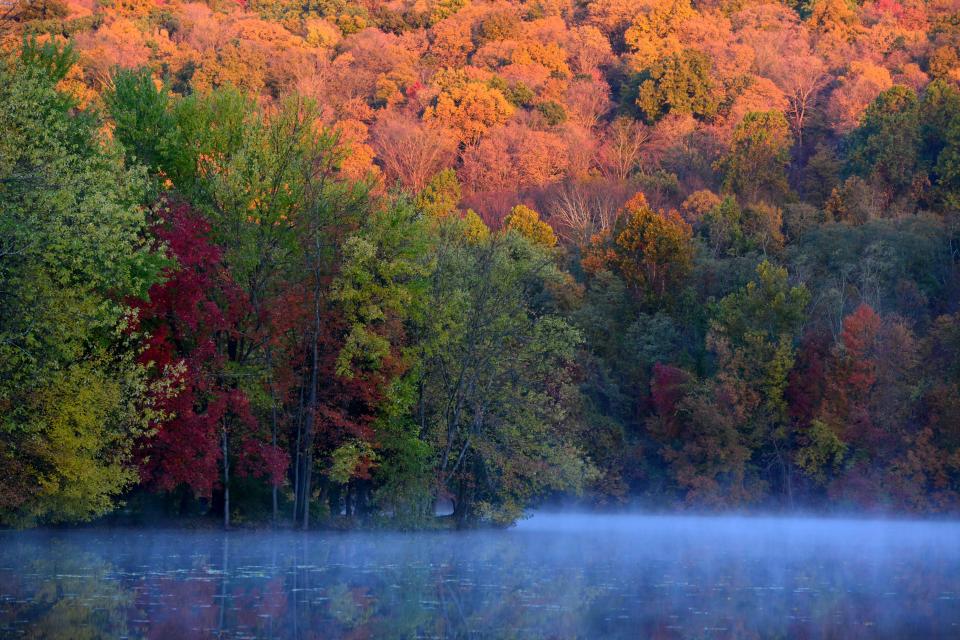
[2,0,960,529]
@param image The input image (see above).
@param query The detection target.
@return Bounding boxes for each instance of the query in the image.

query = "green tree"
[700,196,746,258]
[0,42,161,526]
[417,219,593,526]
[711,261,809,501]
[933,97,960,209]
[103,70,173,176]
[841,80,960,212]
[332,196,436,523]
[416,168,461,219]
[632,49,718,123]
[717,111,794,205]
[845,86,920,203]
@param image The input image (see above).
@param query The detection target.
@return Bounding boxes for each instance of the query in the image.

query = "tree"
[331,196,435,522]
[0,41,161,526]
[807,0,859,42]
[10,0,68,21]
[699,196,746,258]
[597,117,651,181]
[504,204,557,248]
[424,78,514,145]
[429,15,474,67]
[632,50,718,124]
[134,202,286,506]
[655,375,760,507]
[717,111,794,205]
[583,193,694,306]
[587,0,648,38]
[108,75,367,528]
[545,178,628,247]
[925,83,960,208]
[104,70,173,174]
[458,123,569,194]
[371,114,457,192]
[623,0,693,70]
[769,53,827,148]
[416,169,462,219]
[673,261,810,506]
[827,61,893,135]
[845,86,921,203]
[416,219,593,525]
[192,41,268,96]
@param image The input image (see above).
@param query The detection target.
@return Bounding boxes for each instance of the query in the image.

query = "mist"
[3,512,959,638]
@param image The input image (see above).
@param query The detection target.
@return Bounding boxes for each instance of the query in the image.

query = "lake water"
[1,514,959,638]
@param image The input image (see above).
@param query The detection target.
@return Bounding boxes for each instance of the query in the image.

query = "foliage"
[5,0,960,526]
[0,41,161,526]
[416,169,462,219]
[718,111,794,205]
[425,79,514,144]
[632,50,718,124]
[416,221,592,525]
[584,193,694,306]
[504,204,557,248]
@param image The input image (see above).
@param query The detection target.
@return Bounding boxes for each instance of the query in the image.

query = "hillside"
[2,0,960,527]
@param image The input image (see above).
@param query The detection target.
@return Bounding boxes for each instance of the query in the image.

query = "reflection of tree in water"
[129,535,289,639]
[0,539,132,639]
[275,533,604,639]
[2,528,959,638]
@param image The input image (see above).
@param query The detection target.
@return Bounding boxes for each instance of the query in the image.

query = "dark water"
[1,514,959,639]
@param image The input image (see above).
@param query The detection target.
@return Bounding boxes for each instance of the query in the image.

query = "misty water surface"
[1,514,959,638]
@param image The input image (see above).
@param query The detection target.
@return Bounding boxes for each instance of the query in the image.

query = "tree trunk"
[271,426,278,526]
[301,295,321,530]
[328,482,341,517]
[222,426,230,531]
[453,477,469,529]
[267,347,279,527]
[292,383,305,522]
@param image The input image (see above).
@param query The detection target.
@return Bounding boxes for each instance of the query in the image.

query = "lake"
[1,514,959,638]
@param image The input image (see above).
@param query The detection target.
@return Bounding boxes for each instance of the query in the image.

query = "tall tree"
[631,49,719,124]
[417,218,593,525]
[0,41,161,526]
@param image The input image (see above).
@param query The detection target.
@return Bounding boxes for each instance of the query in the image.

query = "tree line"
[2,41,593,527]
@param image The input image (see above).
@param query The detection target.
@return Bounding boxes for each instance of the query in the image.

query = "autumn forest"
[2,0,960,530]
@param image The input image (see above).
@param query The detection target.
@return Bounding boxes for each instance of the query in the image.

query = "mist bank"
[45,498,960,533]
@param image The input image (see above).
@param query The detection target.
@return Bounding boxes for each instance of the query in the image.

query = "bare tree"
[597,116,651,182]
[546,178,631,245]
[772,54,828,148]
[372,113,457,192]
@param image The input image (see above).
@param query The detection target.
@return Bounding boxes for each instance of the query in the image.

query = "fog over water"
[2,513,959,638]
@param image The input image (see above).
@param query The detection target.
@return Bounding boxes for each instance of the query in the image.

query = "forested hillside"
[2,0,960,529]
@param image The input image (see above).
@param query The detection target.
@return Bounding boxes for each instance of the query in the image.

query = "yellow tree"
[505,204,558,247]
[623,0,694,71]
[584,193,693,304]
[511,42,571,78]
[425,79,514,145]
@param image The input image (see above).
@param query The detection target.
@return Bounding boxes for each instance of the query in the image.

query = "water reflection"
[1,515,959,638]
